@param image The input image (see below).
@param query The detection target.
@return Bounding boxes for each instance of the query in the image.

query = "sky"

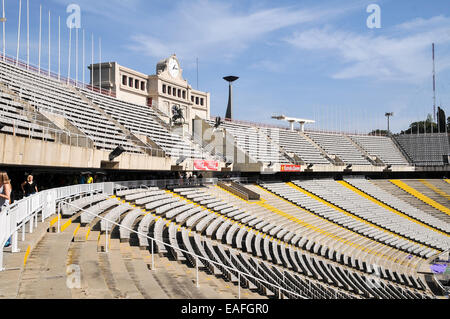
[2,0,450,134]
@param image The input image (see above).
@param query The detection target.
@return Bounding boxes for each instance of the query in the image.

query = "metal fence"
[0,182,107,270]
[0,178,354,299]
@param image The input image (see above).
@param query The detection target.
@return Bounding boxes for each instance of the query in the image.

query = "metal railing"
[0,182,109,271]
[0,53,116,98]
[0,179,357,299]
[61,200,312,299]
[0,117,95,148]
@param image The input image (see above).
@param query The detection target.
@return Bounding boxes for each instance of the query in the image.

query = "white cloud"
[285,16,450,82]
[49,0,141,20]
[127,0,356,63]
[395,15,450,31]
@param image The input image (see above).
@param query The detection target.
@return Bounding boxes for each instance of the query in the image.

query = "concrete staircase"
[2,194,262,299]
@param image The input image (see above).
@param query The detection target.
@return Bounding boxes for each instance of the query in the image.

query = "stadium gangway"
[60,199,353,299]
[0,182,108,271]
[0,180,355,299]
[1,180,419,299]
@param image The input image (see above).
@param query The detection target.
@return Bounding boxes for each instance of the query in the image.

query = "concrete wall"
[0,134,172,171]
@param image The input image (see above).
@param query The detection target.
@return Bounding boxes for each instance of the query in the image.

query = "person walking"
[0,172,12,248]
[87,174,94,184]
[21,175,38,197]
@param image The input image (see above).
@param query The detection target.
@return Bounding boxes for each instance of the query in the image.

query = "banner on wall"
[280,164,301,172]
[194,160,219,171]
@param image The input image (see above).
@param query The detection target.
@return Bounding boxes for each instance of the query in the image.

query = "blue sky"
[2,0,450,133]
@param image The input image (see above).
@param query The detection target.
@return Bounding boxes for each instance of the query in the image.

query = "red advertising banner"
[280,164,301,172]
[194,160,219,171]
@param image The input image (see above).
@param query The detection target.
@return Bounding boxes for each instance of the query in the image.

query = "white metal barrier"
[61,200,352,299]
[0,179,356,299]
[0,182,108,271]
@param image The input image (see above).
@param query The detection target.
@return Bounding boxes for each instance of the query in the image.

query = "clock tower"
[89,54,210,133]
[149,54,210,132]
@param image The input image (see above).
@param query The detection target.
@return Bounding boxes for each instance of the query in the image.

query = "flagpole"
[2,0,5,61]
[58,16,60,80]
[38,5,42,73]
[91,33,93,91]
[48,10,51,77]
[82,29,85,87]
[26,0,29,69]
[75,27,78,85]
[99,37,101,92]
[15,0,21,66]
[67,25,72,84]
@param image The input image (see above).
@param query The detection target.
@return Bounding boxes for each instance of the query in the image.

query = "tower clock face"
[168,58,180,78]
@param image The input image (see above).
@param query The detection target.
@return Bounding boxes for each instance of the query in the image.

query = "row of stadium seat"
[345,178,450,232]
[80,88,206,159]
[394,134,450,166]
[207,119,414,167]
[0,60,139,153]
[2,57,448,167]
[289,180,448,253]
[306,132,371,165]
[350,135,410,166]
[166,186,430,298]
[206,119,291,164]
[259,127,331,165]
[0,91,56,141]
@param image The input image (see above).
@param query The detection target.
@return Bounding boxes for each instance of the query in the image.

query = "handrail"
[0,179,357,299]
[0,182,108,270]
[62,201,311,299]
[0,53,115,98]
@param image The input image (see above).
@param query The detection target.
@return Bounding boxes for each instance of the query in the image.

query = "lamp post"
[223,76,239,120]
[385,112,394,135]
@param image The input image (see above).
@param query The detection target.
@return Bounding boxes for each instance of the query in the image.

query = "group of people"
[1,172,38,248]
[177,171,204,185]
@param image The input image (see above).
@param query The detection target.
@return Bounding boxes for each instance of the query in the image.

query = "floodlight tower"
[385,112,394,135]
[224,76,239,120]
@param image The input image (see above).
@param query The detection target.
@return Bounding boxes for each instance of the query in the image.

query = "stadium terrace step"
[167,186,431,298]
[404,180,450,211]
[344,178,450,234]
[17,223,78,299]
[390,180,450,221]
[0,214,51,298]
[372,180,450,225]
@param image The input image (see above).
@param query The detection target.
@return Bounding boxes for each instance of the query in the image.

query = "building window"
[141,81,146,91]
[122,75,127,86]
[191,96,194,103]
[135,79,139,89]
[200,98,204,106]
[168,86,172,95]
[195,97,199,105]
[173,88,176,97]
[182,91,186,99]
[129,77,133,87]
[178,89,181,98]
[162,84,167,94]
